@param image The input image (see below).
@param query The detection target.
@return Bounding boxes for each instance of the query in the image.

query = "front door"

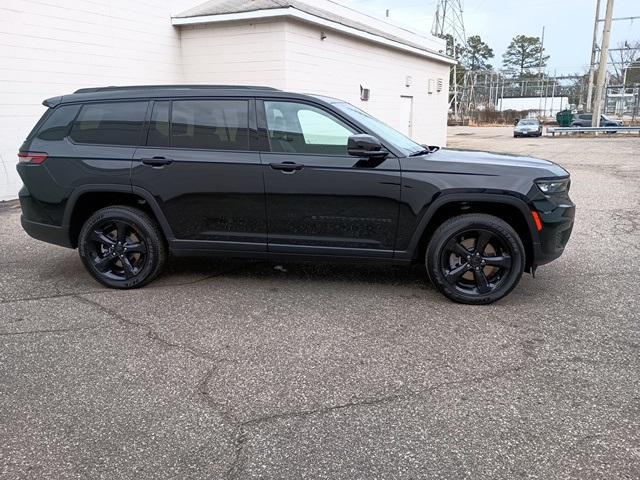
[259,100,401,257]
[132,98,267,251]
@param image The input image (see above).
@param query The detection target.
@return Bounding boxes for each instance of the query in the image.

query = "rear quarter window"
[70,101,148,146]
[35,104,81,141]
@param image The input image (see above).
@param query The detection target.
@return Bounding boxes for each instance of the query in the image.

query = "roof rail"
[73,85,280,94]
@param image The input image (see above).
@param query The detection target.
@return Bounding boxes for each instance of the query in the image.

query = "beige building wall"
[179,18,450,147]
[179,21,288,88]
[282,19,450,147]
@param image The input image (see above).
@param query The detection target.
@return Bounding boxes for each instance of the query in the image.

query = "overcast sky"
[340,0,639,75]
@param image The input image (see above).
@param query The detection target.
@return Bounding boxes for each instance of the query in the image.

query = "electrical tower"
[432,0,466,46]
[431,0,467,122]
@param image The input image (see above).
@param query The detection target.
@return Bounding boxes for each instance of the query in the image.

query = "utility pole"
[586,0,602,112]
[538,26,545,115]
[592,0,614,127]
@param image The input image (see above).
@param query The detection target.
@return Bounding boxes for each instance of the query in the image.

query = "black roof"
[43,85,296,107]
[73,84,279,93]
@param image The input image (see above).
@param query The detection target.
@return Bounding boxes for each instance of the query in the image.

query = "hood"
[403,148,569,178]
[399,148,570,196]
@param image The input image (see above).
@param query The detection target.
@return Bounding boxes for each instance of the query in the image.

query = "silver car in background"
[514,118,543,137]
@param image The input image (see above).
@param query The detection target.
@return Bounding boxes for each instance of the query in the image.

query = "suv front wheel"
[78,206,166,289]
[426,214,525,304]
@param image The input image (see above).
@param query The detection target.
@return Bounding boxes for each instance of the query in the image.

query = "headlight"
[536,178,570,194]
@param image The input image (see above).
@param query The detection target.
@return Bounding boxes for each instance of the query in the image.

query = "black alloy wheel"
[426,214,525,304]
[88,220,147,280]
[78,206,166,289]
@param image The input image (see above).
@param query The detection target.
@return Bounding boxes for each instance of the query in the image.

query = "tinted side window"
[70,102,147,146]
[36,104,81,141]
[171,100,249,150]
[264,101,355,155]
[147,101,170,147]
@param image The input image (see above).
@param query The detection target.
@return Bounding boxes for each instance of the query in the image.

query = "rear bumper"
[18,186,72,248]
[21,216,73,248]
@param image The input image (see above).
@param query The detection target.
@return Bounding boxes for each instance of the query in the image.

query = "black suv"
[17,85,575,304]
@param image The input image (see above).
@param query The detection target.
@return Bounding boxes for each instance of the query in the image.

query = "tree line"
[442,33,548,76]
[445,33,640,85]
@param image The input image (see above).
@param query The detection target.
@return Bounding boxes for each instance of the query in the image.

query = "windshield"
[518,119,538,125]
[332,101,425,155]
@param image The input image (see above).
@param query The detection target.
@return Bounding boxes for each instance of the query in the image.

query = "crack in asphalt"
[74,295,221,363]
[0,263,260,305]
[0,325,109,337]
[200,363,527,480]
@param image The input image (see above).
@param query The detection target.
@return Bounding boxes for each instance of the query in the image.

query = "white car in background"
[514,119,543,137]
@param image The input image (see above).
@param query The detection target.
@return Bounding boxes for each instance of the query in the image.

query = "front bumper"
[532,196,575,266]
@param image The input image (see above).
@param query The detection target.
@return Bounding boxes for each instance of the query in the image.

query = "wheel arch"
[64,185,174,248]
[407,194,540,272]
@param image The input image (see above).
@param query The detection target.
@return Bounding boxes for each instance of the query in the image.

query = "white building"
[497,96,570,117]
[0,0,454,201]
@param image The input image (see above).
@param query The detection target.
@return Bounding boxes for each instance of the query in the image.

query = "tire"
[513,133,519,138]
[78,206,166,289]
[426,214,525,304]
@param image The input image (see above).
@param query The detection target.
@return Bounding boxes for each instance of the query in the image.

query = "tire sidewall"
[78,207,163,289]
[426,215,525,304]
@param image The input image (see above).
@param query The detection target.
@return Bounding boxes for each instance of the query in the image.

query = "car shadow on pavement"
[158,257,434,290]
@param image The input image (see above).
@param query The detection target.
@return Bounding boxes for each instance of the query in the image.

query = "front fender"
[395,192,541,263]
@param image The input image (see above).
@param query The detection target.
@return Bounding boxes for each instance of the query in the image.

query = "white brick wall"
[0,0,195,201]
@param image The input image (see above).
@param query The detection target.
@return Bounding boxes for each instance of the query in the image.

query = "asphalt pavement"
[1,127,639,479]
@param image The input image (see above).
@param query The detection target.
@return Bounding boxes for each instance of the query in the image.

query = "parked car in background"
[514,119,543,137]
[16,85,575,304]
[571,113,622,127]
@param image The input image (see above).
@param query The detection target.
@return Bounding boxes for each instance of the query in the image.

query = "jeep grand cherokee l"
[17,85,575,304]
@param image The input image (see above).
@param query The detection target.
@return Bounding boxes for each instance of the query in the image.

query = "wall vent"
[360,85,370,101]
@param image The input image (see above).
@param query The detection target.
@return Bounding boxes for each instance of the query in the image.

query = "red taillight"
[531,211,543,232]
[18,152,48,164]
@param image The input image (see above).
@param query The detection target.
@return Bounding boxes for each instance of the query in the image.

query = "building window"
[437,78,444,93]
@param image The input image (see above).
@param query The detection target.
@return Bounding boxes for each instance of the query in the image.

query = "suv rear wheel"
[426,214,525,304]
[78,206,166,289]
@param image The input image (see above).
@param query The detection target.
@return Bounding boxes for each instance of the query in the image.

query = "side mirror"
[347,134,388,158]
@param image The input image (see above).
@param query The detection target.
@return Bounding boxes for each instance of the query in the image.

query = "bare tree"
[608,40,640,85]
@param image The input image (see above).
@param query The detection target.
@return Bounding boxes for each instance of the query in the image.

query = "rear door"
[258,99,401,257]
[132,98,267,251]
